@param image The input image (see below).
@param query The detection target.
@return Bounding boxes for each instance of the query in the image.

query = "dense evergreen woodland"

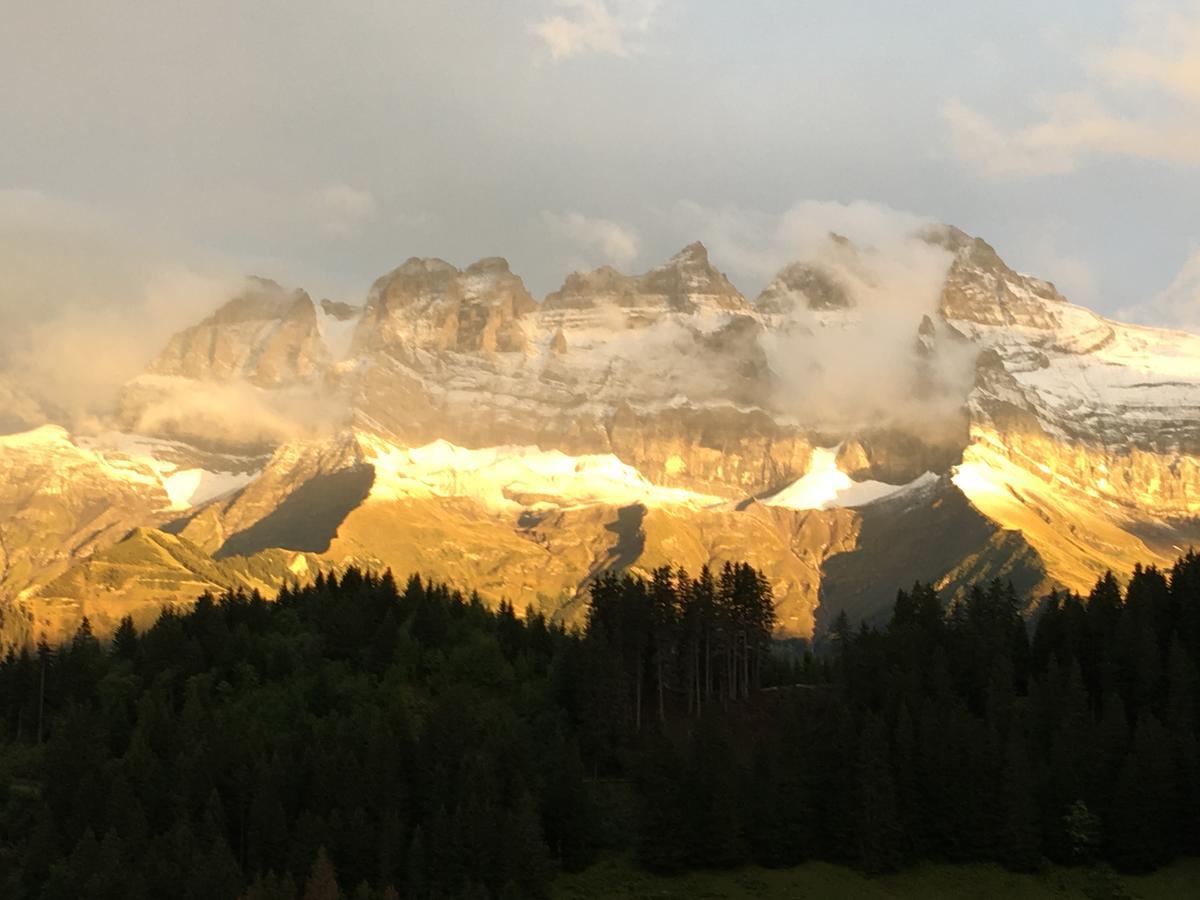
[1,555,1200,897]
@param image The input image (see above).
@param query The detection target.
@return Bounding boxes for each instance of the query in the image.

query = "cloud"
[543,210,639,266]
[530,0,660,60]
[1120,247,1200,328]
[941,98,1078,178]
[0,189,240,430]
[124,378,348,452]
[1038,254,1098,303]
[1007,221,1100,305]
[675,199,933,292]
[946,2,1200,176]
[668,199,974,436]
[1097,0,1200,101]
[205,183,378,238]
[757,230,971,437]
[307,183,376,234]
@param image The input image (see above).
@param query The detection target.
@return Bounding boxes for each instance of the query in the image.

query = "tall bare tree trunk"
[704,631,712,702]
[743,631,750,699]
[635,656,643,733]
[657,659,665,722]
[37,654,45,744]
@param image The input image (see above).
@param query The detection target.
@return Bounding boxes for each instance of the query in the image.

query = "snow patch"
[75,430,259,511]
[764,447,935,511]
[359,434,722,513]
[317,308,360,361]
[160,468,256,511]
[0,424,73,449]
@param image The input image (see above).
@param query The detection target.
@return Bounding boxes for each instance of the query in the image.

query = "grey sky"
[3,0,1199,326]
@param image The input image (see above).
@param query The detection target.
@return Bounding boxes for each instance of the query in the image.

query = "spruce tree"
[303,847,342,900]
[998,728,1041,871]
[854,712,904,873]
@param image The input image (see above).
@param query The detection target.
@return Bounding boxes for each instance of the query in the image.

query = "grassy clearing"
[553,856,1200,899]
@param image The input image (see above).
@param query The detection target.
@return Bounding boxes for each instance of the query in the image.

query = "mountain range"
[3,225,1198,648]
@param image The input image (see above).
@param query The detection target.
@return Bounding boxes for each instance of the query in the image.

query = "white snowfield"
[353,432,943,518]
[77,431,259,511]
[316,305,360,361]
[358,434,725,513]
[947,275,1200,445]
[763,447,937,511]
[0,426,257,512]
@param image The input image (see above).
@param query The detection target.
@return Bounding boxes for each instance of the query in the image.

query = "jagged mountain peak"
[366,255,532,307]
[545,240,747,314]
[9,224,1200,648]
[144,277,326,387]
[354,253,536,358]
[319,298,359,322]
[543,265,637,309]
[207,277,314,324]
[642,240,747,312]
[753,232,883,316]
[666,240,710,265]
[463,256,516,277]
[755,261,852,314]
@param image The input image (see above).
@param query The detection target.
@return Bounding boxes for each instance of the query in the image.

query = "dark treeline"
[2,554,1200,897]
[581,563,776,728]
[0,572,586,899]
[629,558,1200,875]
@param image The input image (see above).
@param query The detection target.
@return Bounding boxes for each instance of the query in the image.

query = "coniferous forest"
[1,556,1200,897]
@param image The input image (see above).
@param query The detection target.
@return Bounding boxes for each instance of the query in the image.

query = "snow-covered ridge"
[0,426,257,512]
[358,434,725,514]
[945,252,1200,451]
[763,447,936,511]
[77,431,259,511]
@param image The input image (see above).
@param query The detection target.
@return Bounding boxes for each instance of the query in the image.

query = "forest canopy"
[1,554,1199,897]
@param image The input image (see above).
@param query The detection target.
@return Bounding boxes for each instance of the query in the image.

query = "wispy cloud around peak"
[530,0,660,61]
[542,210,640,268]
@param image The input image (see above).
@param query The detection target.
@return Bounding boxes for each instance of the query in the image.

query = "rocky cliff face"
[147,277,331,386]
[2,227,1197,648]
[924,225,1200,594]
[117,278,360,453]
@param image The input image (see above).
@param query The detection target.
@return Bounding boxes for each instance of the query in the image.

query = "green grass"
[553,856,1200,899]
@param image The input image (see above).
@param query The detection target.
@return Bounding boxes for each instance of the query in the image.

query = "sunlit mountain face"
[3,226,1199,647]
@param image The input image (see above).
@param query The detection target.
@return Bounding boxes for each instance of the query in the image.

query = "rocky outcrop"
[545,241,748,315]
[355,256,537,356]
[756,261,852,315]
[148,277,330,386]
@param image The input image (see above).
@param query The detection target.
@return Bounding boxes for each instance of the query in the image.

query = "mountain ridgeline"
[3,555,1200,896]
[2,225,1200,649]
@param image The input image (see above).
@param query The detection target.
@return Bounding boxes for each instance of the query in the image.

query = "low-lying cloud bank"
[0,190,239,432]
[2,193,976,444]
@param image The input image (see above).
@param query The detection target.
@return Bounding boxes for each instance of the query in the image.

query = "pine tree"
[1107,714,1175,870]
[112,615,140,662]
[303,847,342,900]
[21,807,61,893]
[499,793,551,899]
[891,703,920,859]
[998,728,1041,871]
[404,826,427,900]
[636,737,690,872]
[683,720,746,868]
[854,712,904,873]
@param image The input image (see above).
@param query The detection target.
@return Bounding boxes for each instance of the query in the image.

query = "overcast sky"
[4,0,1200,327]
